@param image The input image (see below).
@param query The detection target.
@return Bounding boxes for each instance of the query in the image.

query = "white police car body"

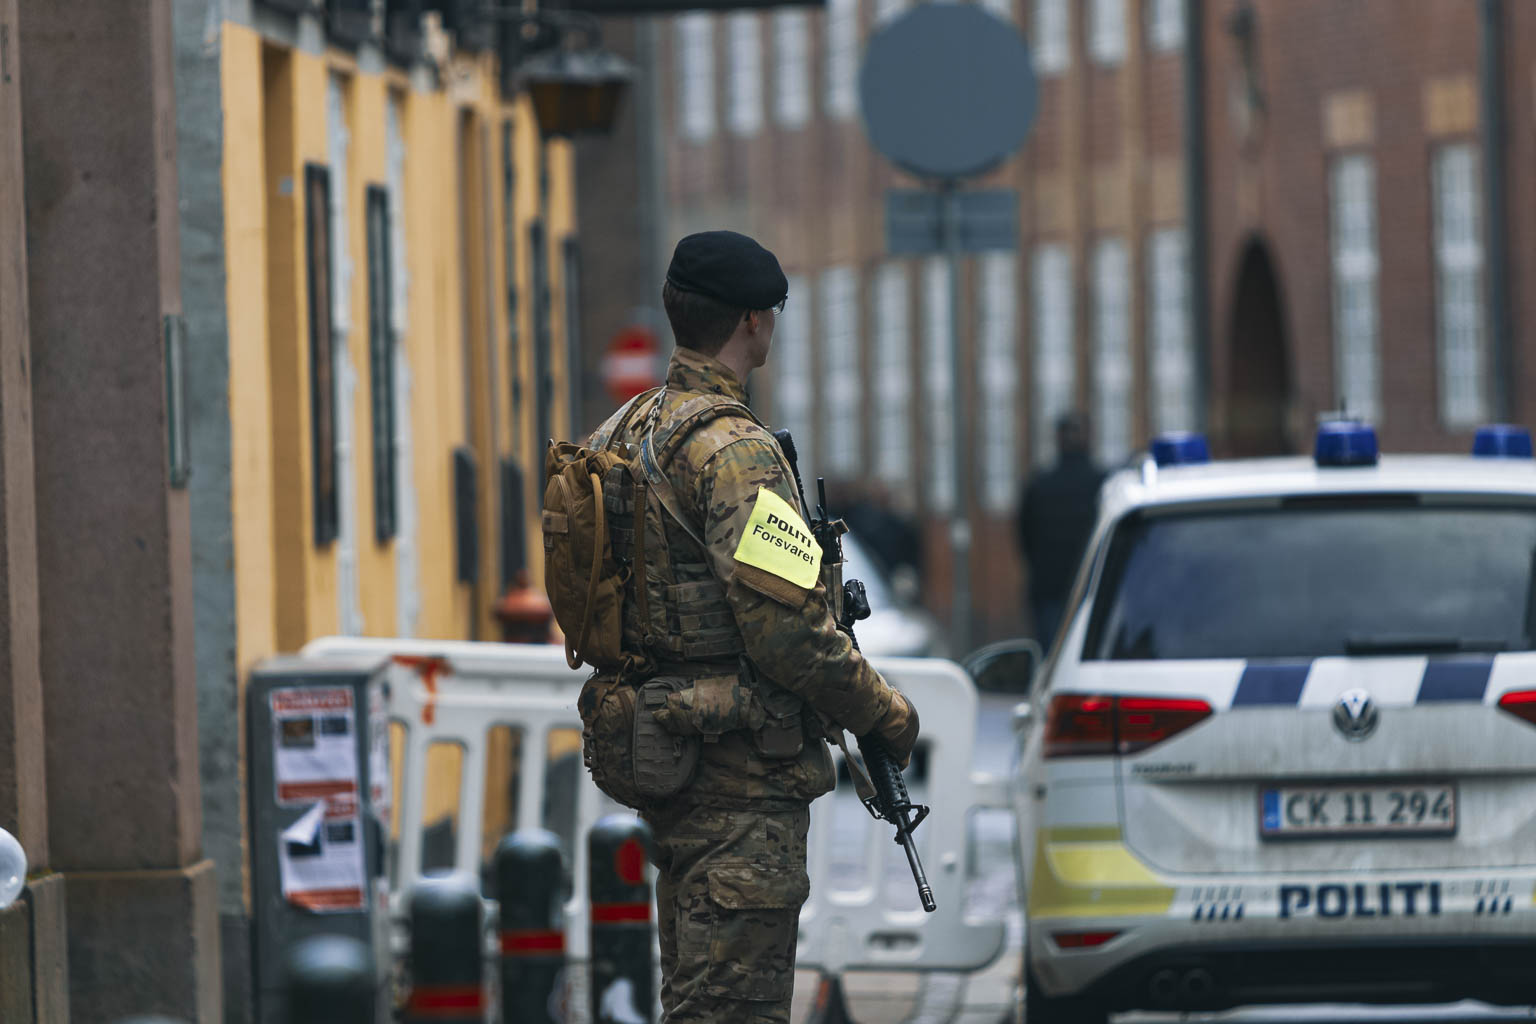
[1015,423,1536,1021]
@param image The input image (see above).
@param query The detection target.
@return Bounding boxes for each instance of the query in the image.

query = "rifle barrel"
[899,834,937,913]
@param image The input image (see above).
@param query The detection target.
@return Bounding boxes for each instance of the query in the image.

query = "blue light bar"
[1314,420,1379,467]
[1151,432,1211,467]
[1473,424,1534,458]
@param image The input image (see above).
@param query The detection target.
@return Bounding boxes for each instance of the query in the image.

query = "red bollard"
[588,815,655,1024]
[405,876,485,1022]
[497,830,567,1024]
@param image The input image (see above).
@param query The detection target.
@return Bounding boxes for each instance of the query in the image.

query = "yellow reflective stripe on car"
[1026,827,1176,919]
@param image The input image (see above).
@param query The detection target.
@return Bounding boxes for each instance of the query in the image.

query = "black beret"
[665,230,789,310]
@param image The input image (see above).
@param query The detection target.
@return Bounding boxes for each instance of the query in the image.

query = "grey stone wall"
[172,0,250,1019]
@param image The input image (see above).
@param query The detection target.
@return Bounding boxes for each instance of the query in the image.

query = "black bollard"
[588,814,655,1024]
[496,829,568,1024]
[406,876,486,1023]
[282,934,375,1024]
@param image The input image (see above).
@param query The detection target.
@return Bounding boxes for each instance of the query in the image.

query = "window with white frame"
[1032,244,1074,465]
[874,262,912,491]
[977,253,1019,512]
[874,0,907,25]
[1329,155,1381,423]
[924,257,955,513]
[825,0,859,120]
[387,93,419,637]
[1145,0,1184,52]
[676,14,715,142]
[1089,0,1126,65]
[819,266,862,475]
[1092,238,1132,465]
[1433,144,1488,428]
[774,274,816,480]
[1147,228,1197,434]
[774,11,810,127]
[727,13,764,137]
[1031,0,1070,75]
[327,73,363,636]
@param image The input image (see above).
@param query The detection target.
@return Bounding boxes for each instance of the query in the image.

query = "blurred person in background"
[1016,412,1104,648]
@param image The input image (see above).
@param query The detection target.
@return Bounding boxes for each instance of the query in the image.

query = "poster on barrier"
[270,686,359,806]
[278,793,367,912]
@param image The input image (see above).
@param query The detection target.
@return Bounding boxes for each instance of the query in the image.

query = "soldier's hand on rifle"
[870,691,921,769]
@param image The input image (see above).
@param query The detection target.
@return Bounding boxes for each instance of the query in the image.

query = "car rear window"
[1083,500,1536,660]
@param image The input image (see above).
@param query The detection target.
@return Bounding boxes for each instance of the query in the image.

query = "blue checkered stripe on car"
[1230,657,1496,707]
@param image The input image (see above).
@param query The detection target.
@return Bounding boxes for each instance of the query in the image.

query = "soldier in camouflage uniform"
[580,231,919,1023]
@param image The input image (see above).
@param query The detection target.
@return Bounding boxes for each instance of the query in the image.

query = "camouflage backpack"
[542,386,754,673]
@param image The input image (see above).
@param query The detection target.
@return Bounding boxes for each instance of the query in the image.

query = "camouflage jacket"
[590,346,898,805]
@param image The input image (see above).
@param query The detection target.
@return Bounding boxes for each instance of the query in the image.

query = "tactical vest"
[589,386,763,672]
[578,386,836,809]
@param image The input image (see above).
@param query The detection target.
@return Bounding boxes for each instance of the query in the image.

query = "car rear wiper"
[1344,634,1509,656]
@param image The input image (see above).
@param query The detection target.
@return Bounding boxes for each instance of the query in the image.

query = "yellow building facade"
[220,16,575,682]
[191,14,585,991]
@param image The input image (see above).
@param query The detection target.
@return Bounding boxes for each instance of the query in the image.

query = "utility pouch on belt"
[653,668,805,761]
[744,663,805,760]
[633,677,700,798]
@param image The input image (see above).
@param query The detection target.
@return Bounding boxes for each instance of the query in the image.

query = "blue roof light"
[1151,432,1211,467]
[1473,424,1534,458]
[1314,420,1379,467]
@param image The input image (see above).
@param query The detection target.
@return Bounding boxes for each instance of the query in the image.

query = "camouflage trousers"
[644,802,812,1023]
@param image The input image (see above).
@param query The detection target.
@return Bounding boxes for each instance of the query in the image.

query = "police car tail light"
[1116,697,1214,755]
[1051,930,1120,950]
[1497,689,1536,726]
[1044,694,1116,758]
[1045,694,1213,758]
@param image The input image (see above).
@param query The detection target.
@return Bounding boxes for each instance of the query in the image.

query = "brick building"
[576,0,1536,651]
[1202,0,1523,457]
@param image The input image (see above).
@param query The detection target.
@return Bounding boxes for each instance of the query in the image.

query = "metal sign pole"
[861,4,1036,660]
[942,179,971,657]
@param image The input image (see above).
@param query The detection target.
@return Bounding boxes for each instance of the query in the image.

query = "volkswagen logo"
[1333,688,1379,741]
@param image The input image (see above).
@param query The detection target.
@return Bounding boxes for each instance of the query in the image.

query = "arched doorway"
[1224,239,1293,456]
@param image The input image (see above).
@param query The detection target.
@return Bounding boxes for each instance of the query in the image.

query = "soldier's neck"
[713,341,755,388]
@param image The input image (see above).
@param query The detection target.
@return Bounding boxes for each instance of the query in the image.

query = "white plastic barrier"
[799,657,1008,974]
[302,637,603,958]
[299,637,1009,974]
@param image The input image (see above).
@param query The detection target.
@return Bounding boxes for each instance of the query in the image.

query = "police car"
[1015,420,1536,1022]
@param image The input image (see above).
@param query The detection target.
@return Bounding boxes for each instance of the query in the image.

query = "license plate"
[1260,783,1456,839]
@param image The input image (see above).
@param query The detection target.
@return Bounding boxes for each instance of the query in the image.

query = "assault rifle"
[772,430,937,914]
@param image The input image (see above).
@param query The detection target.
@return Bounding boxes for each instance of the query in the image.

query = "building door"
[1225,239,1293,457]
